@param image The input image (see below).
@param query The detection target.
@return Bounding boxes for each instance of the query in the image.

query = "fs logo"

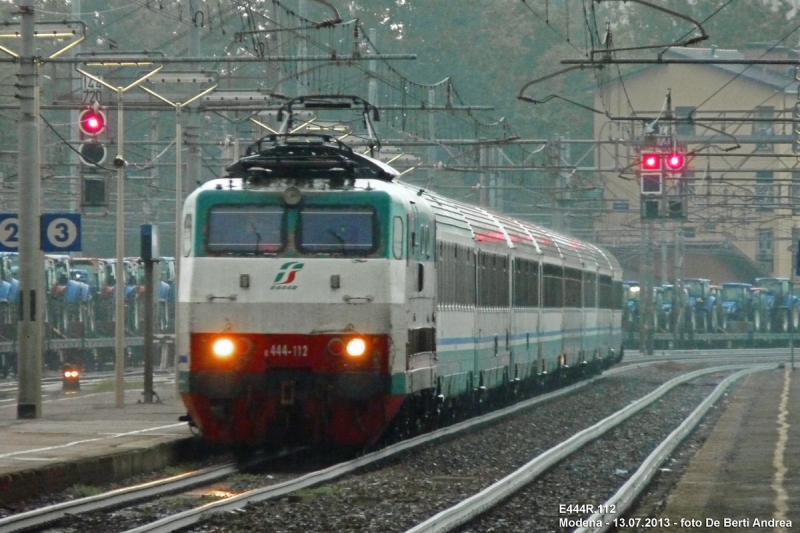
[271,261,304,290]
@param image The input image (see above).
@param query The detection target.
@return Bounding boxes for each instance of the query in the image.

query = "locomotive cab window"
[299,207,377,255]
[207,205,284,254]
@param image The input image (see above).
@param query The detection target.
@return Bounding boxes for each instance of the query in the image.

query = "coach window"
[584,272,597,307]
[543,264,564,308]
[597,275,611,308]
[563,268,582,307]
[207,205,283,255]
[513,258,539,308]
[299,207,376,255]
[392,216,404,259]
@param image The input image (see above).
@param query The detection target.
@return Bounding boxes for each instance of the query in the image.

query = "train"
[176,133,625,448]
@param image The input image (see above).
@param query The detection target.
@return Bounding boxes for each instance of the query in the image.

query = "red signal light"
[79,108,106,136]
[665,152,685,171]
[641,152,661,171]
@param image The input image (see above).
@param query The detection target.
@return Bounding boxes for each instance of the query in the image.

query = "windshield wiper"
[328,228,347,255]
[250,222,263,254]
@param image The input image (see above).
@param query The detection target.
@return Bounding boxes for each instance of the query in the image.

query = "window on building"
[676,106,696,137]
[793,172,800,215]
[755,171,774,212]
[753,106,774,152]
[757,229,774,273]
[680,170,696,196]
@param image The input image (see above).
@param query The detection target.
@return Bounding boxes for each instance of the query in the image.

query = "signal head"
[641,152,661,171]
[665,152,685,171]
[79,108,106,136]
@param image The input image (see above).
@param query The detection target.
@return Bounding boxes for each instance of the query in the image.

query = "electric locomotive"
[177,133,624,447]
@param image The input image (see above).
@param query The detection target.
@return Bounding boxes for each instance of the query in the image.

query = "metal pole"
[114,88,125,408]
[17,0,43,419]
[143,257,154,402]
[479,144,487,207]
[174,104,183,391]
[368,29,378,109]
[298,0,308,96]
[789,241,798,370]
[70,0,81,213]
[428,88,436,186]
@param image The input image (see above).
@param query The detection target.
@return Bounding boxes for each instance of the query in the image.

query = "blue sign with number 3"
[41,213,82,252]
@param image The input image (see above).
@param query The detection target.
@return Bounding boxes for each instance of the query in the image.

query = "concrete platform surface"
[653,365,800,532]
[0,374,197,503]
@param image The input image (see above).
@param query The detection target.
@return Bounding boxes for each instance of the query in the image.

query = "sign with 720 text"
[0,213,82,252]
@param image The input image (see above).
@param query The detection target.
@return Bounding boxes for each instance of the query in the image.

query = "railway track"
[413,366,766,533]
[157,364,768,533]
[0,447,312,533]
[0,355,781,533]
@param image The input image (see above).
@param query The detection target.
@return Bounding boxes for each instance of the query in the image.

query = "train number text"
[266,344,308,357]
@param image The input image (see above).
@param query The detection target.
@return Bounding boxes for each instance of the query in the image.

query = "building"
[593,43,800,283]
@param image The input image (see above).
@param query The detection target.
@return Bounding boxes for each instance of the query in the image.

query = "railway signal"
[78,105,108,167]
[641,152,661,171]
[665,152,685,171]
[78,107,106,136]
[641,151,685,172]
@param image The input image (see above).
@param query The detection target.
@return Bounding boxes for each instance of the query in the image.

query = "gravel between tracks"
[180,363,723,533]
[7,362,728,533]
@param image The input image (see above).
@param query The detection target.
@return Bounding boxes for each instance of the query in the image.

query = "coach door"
[406,201,436,363]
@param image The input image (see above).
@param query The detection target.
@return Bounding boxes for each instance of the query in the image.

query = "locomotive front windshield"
[207,206,283,254]
[298,207,375,254]
[203,202,380,257]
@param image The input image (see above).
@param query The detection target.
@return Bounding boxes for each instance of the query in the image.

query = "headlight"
[345,337,366,357]
[212,338,235,358]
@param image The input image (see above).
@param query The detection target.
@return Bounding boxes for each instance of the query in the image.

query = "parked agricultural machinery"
[752,277,800,333]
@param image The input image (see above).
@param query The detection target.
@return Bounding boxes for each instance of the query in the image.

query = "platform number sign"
[0,213,81,252]
[41,214,81,252]
[0,214,19,251]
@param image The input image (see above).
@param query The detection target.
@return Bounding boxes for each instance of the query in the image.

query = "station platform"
[654,365,800,532]
[0,373,198,504]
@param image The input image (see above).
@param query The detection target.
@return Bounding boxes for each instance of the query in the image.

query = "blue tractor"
[719,282,762,332]
[752,277,800,332]
[622,280,641,333]
[46,254,92,337]
[682,278,718,333]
